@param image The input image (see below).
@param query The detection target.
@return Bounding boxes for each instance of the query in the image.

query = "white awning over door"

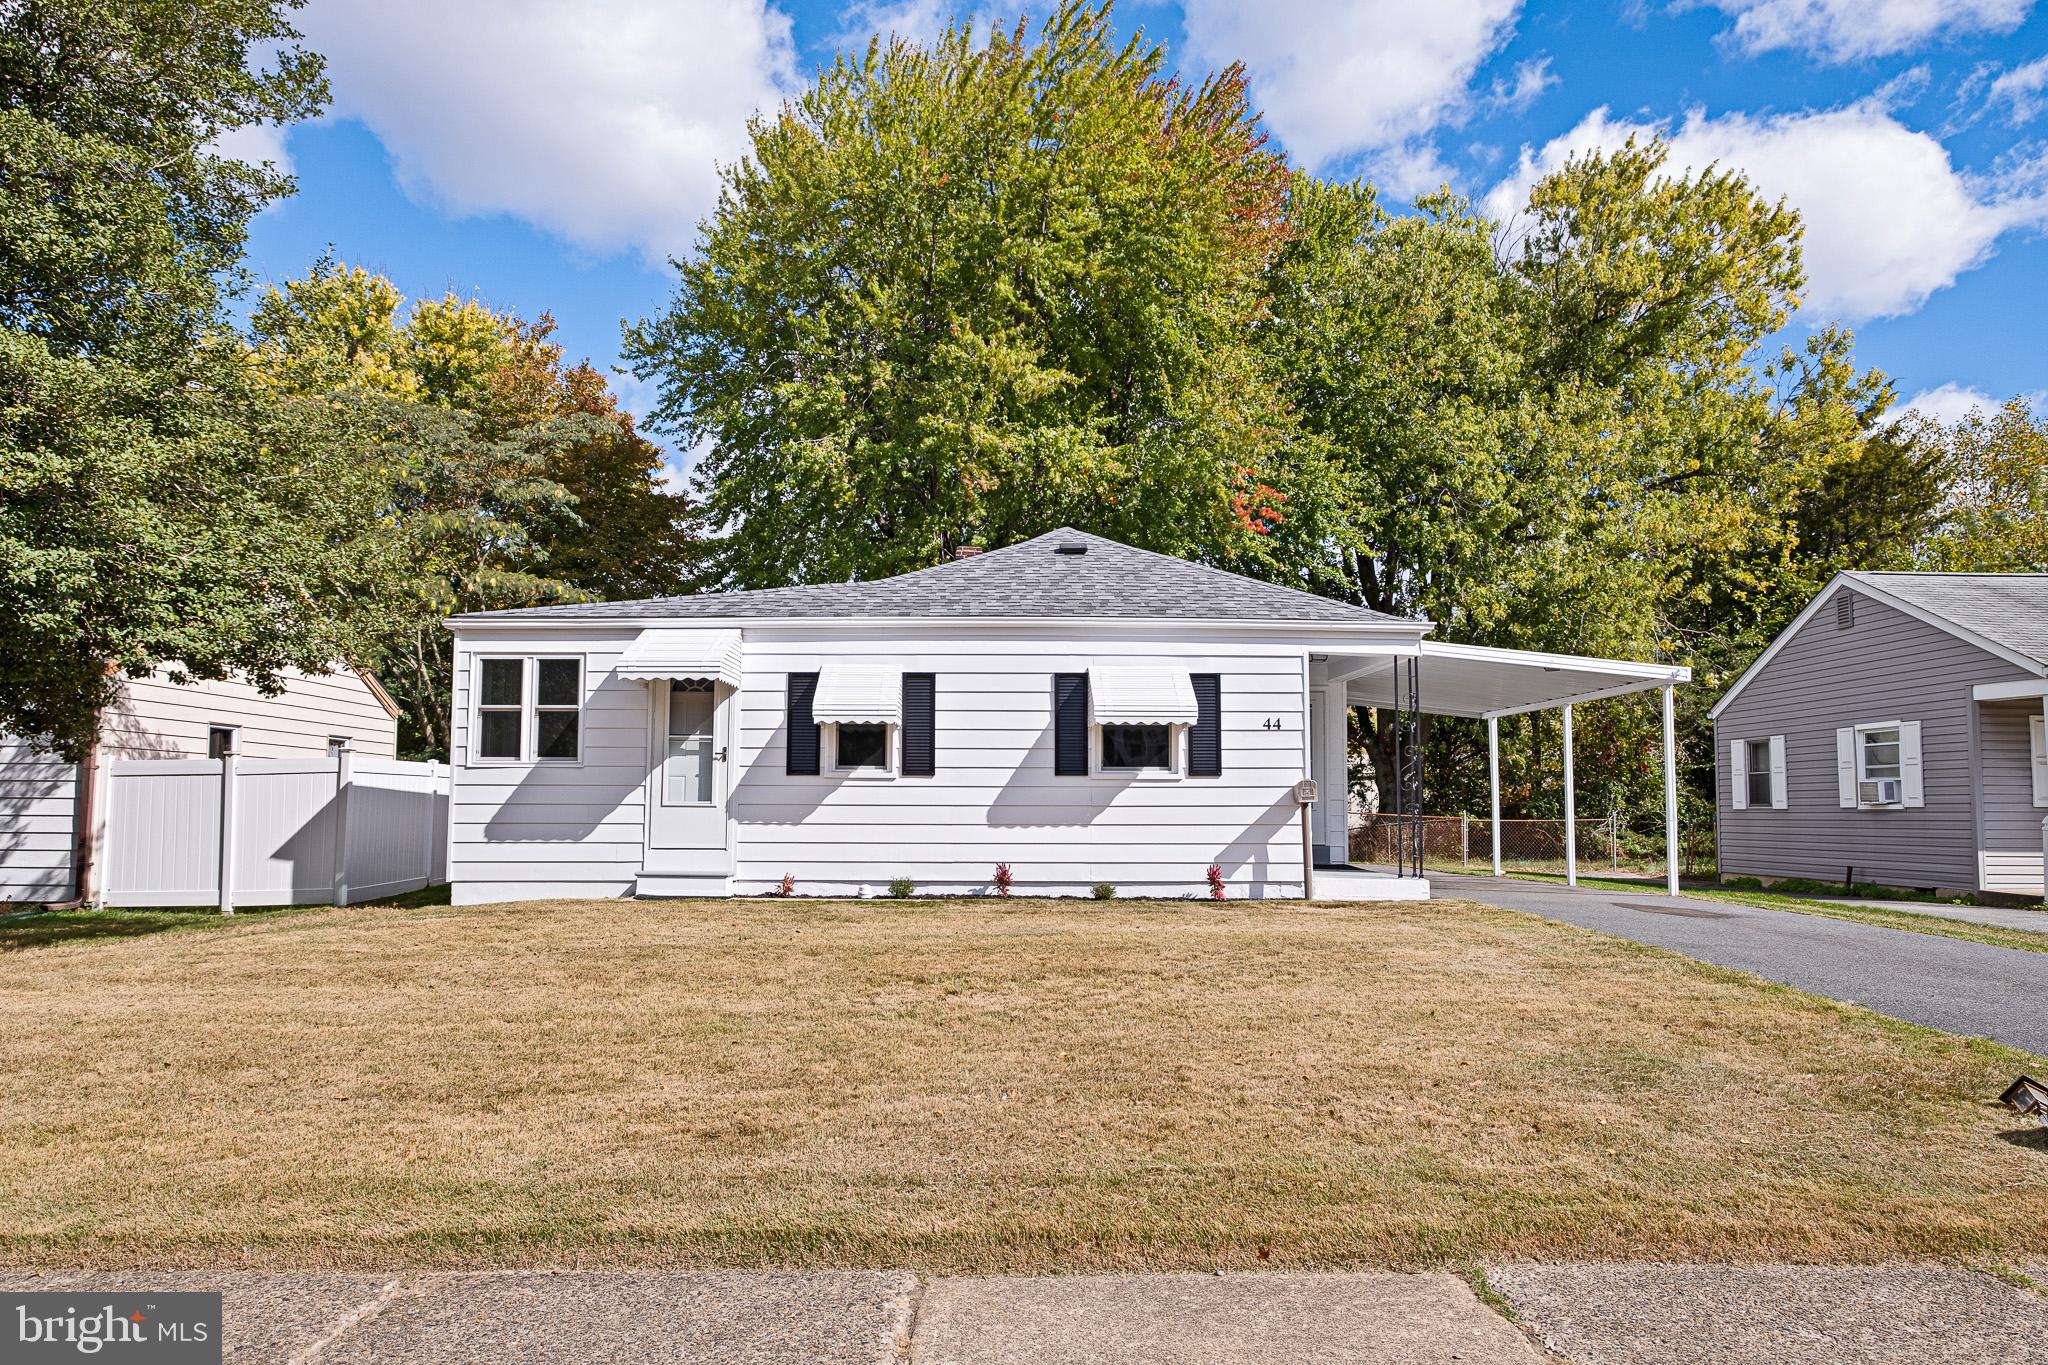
[1088,667,1198,725]
[615,629,743,688]
[812,665,900,724]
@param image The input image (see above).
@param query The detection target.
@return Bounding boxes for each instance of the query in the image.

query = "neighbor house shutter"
[2032,716,2048,808]
[1836,728,1857,808]
[1729,738,1748,811]
[1189,674,1222,777]
[1053,673,1089,776]
[1900,720,1924,808]
[901,673,936,778]
[786,673,820,775]
[1769,735,1788,810]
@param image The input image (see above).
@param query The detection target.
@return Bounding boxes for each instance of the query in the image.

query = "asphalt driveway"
[1428,871,2048,1057]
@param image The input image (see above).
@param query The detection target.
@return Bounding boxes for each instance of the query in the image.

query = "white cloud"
[1486,103,2048,320]
[1986,54,2048,124]
[1692,0,2030,63]
[1903,382,1997,424]
[834,0,957,50]
[1904,382,2047,424]
[1489,57,1557,115]
[209,120,293,175]
[296,0,800,263]
[1179,0,1526,185]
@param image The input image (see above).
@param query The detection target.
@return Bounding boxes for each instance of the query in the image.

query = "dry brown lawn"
[0,897,2041,1271]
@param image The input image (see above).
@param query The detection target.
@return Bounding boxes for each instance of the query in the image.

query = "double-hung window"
[1744,739,1772,808]
[1837,720,1920,809]
[473,656,582,762]
[1859,725,1902,783]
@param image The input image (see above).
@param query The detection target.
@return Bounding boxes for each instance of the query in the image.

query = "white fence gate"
[100,752,449,909]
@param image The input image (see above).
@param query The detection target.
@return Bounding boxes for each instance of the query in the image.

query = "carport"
[1314,641,1692,896]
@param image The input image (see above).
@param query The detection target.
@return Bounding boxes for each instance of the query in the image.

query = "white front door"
[648,679,731,851]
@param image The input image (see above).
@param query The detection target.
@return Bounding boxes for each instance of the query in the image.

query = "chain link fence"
[1350,812,1668,877]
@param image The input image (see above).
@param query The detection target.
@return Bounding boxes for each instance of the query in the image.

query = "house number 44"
[1262,717,1285,730]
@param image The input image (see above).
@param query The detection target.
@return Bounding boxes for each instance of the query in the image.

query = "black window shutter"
[1189,674,1222,777]
[1054,673,1089,776]
[786,673,820,775]
[901,673,936,777]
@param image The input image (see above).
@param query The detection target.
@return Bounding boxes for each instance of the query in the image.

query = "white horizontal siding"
[0,739,77,903]
[446,624,1315,901]
[1979,700,2045,896]
[729,634,1307,897]
[448,632,650,895]
[102,665,398,759]
[1982,852,2045,896]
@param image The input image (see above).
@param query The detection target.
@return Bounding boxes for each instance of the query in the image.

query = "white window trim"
[1853,720,1904,809]
[1092,721,1186,781]
[2031,713,2048,809]
[827,719,897,779]
[1743,738,1772,809]
[468,654,585,767]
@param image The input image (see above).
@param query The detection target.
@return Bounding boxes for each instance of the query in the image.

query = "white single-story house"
[444,530,1691,904]
[1,663,402,906]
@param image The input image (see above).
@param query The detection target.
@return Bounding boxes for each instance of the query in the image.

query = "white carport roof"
[1342,641,1690,719]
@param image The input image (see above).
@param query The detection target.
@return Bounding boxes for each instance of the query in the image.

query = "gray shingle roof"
[455,528,1408,627]
[1851,572,2048,669]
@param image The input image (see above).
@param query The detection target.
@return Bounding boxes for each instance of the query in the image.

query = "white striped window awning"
[1088,667,1198,726]
[812,665,901,724]
[615,628,743,687]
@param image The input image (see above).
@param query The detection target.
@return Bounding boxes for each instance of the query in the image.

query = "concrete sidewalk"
[8,1265,2048,1363]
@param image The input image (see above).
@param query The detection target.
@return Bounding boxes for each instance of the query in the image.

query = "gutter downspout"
[46,727,102,911]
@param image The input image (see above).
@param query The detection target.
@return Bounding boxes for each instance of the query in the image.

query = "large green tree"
[626,2,1321,587]
[0,0,397,758]
[1261,141,1894,816]
[251,260,697,754]
[625,2,1929,832]
[1923,397,2048,573]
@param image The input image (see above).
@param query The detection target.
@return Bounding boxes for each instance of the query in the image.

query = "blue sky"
[240,0,2048,472]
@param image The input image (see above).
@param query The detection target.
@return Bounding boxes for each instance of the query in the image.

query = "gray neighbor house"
[1712,572,2048,902]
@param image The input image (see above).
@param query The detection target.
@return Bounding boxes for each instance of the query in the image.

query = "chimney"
[952,545,984,560]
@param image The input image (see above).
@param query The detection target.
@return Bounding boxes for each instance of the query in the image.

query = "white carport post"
[1662,685,1680,897]
[1487,715,1502,877]
[1561,703,1578,887]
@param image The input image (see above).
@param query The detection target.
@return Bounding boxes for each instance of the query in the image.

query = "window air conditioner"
[1857,779,1902,806]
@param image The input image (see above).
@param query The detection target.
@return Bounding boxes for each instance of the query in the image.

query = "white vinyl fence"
[100,751,449,909]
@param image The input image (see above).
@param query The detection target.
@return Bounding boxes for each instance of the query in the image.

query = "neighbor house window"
[834,723,890,772]
[326,735,350,756]
[1858,725,1902,782]
[207,726,237,759]
[1100,723,1173,773]
[1745,739,1772,808]
[473,656,582,762]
